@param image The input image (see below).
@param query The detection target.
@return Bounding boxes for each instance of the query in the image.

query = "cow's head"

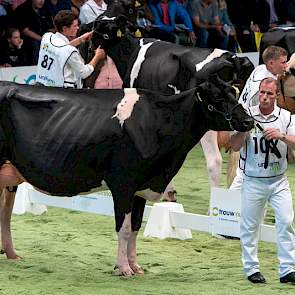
[195,75,254,132]
[92,15,130,49]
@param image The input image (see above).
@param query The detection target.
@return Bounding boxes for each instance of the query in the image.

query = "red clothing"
[160,2,170,25]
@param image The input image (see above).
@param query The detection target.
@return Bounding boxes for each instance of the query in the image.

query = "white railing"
[19,185,276,243]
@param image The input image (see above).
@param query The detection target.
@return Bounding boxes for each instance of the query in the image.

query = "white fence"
[16,185,277,243]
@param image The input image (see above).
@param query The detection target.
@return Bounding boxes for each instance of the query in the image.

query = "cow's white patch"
[130,41,157,87]
[168,84,181,94]
[101,16,116,21]
[195,48,228,72]
[135,188,162,202]
[112,88,140,127]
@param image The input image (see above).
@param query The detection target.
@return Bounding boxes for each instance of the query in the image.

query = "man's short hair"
[54,10,78,32]
[260,77,279,94]
[262,46,288,64]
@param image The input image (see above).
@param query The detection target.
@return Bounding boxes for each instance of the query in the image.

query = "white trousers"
[241,175,295,277]
[230,167,243,190]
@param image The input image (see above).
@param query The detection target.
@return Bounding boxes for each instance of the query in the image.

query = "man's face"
[32,0,45,9]
[259,81,278,114]
[63,20,79,40]
[268,55,288,76]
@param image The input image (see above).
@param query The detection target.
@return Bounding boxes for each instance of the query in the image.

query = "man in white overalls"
[36,10,105,88]
[231,77,295,284]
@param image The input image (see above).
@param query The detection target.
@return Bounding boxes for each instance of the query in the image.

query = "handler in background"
[230,45,288,189]
[231,77,295,284]
[36,10,105,88]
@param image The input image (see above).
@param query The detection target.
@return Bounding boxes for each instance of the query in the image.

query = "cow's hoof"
[1,249,22,260]
[113,265,134,277]
[130,264,144,275]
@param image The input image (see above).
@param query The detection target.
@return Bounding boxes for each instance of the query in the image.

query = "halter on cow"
[0,77,253,276]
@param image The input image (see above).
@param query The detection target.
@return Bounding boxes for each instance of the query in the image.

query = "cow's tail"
[0,85,57,105]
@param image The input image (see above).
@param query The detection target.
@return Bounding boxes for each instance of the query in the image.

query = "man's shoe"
[247,272,266,283]
[280,272,295,284]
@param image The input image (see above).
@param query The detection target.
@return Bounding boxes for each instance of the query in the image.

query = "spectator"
[231,77,295,284]
[44,0,71,17]
[0,27,27,67]
[279,0,295,25]
[148,0,196,44]
[0,0,7,15]
[11,0,26,10]
[226,0,257,52]
[36,10,105,88]
[71,0,85,16]
[77,0,121,89]
[251,0,285,33]
[79,0,106,24]
[217,0,236,52]
[11,0,54,65]
[230,45,288,190]
[187,0,227,49]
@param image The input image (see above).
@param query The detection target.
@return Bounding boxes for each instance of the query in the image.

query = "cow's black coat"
[0,80,253,230]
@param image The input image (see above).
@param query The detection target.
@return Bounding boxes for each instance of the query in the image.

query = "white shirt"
[240,105,295,178]
[239,64,276,109]
[79,0,107,24]
[36,32,94,88]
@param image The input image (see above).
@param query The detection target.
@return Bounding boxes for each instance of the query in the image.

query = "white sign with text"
[210,187,241,237]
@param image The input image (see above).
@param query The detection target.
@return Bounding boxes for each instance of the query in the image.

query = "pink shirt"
[94,56,123,89]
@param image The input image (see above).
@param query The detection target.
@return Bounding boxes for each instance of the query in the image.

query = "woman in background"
[0,27,27,67]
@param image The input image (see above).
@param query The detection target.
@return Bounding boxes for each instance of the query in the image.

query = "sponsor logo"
[13,74,36,85]
[211,207,240,218]
[42,43,49,50]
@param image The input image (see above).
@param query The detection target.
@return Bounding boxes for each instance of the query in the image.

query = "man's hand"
[188,31,197,45]
[94,47,106,60]
[79,31,93,43]
[263,128,283,141]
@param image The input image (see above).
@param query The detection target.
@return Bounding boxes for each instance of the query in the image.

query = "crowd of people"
[1,0,295,68]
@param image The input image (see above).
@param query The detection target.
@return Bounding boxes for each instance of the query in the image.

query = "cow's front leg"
[116,212,134,276]
[0,187,20,259]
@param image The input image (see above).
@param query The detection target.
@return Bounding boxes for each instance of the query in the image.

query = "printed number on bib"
[253,136,279,154]
[41,54,54,70]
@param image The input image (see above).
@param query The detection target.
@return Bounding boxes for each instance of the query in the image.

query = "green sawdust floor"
[1,145,295,295]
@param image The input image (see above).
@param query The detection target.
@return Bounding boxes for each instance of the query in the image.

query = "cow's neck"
[106,34,140,86]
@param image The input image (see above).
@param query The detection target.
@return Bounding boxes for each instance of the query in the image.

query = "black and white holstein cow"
[0,78,253,276]
[90,15,254,190]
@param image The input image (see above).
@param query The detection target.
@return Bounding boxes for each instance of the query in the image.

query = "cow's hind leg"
[127,195,146,275]
[200,130,222,187]
[115,212,135,276]
[0,187,20,259]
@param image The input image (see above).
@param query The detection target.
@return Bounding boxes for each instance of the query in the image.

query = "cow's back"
[132,42,212,93]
